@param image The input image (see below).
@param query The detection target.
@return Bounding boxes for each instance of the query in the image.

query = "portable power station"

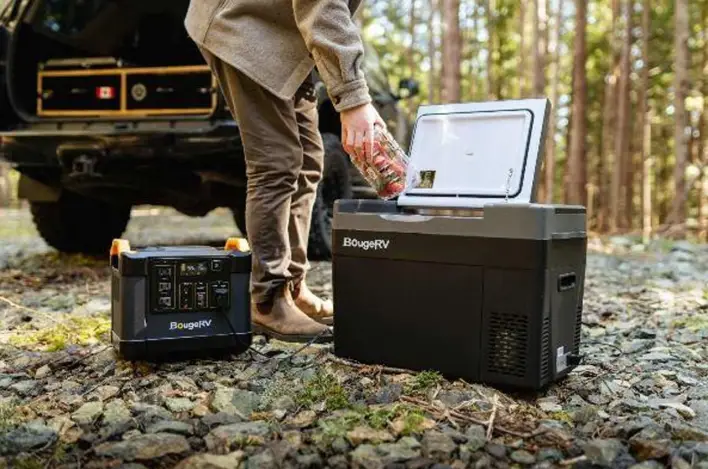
[109,238,252,361]
[332,98,587,391]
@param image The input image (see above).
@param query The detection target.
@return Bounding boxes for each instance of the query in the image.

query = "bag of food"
[345,125,412,200]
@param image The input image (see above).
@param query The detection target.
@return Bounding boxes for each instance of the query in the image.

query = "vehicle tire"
[308,132,352,261]
[30,191,132,256]
[229,132,352,261]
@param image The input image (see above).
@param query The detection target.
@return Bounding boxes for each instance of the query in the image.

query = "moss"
[549,411,574,425]
[671,314,708,331]
[296,371,350,411]
[405,370,444,395]
[0,399,19,431]
[8,314,110,351]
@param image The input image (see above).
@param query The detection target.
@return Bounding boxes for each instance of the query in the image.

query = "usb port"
[159,282,172,292]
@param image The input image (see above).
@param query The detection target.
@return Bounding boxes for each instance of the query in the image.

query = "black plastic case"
[331,98,587,390]
[110,240,252,361]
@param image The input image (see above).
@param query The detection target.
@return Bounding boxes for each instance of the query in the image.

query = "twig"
[486,393,498,440]
[400,395,539,439]
[327,355,413,375]
[559,455,588,466]
[0,295,60,323]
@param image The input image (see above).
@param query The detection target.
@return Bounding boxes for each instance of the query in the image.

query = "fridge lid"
[397,98,551,210]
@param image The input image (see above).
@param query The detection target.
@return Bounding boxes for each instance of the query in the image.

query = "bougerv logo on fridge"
[170,319,212,331]
[342,237,390,251]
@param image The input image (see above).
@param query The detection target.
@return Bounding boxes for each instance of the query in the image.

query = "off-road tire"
[230,132,352,260]
[30,191,132,256]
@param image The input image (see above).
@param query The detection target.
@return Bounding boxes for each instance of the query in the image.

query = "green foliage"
[405,370,444,395]
[9,314,110,351]
[296,371,350,411]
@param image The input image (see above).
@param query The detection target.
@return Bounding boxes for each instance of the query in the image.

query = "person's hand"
[341,103,386,162]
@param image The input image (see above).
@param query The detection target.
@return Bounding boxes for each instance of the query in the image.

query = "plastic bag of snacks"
[346,125,413,200]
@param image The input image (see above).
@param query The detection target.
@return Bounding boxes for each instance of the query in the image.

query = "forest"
[357,0,707,241]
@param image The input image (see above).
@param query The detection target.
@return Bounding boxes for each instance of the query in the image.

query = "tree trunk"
[441,0,461,103]
[639,0,651,241]
[428,0,438,104]
[612,0,633,232]
[545,0,564,204]
[519,1,526,97]
[669,0,690,232]
[600,0,621,232]
[486,0,495,99]
[532,0,547,97]
[566,0,588,206]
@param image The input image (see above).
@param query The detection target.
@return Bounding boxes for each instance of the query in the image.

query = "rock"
[271,395,296,412]
[629,425,672,461]
[204,421,271,453]
[192,403,210,417]
[350,444,382,469]
[465,424,486,452]
[210,387,259,418]
[373,383,403,405]
[659,402,696,419]
[202,412,243,428]
[583,439,625,467]
[94,433,190,461]
[510,450,536,465]
[538,449,564,462]
[72,401,104,426]
[247,449,277,469]
[165,397,196,413]
[103,400,132,427]
[34,365,51,379]
[346,426,395,446]
[10,380,37,395]
[538,398,562,413]
[131,402,173,422]
[485,443,507,459]
[145,420,193,435]
[670,423,708,441]
[351,437,421,468]
[173,452,246,469]
[0,422,57,455]
[296,453,323,467]
[437,389,472,408]
[287,410,317,428]
[422,430,456,459]
[95,385,121,401]
[629,461,665,469]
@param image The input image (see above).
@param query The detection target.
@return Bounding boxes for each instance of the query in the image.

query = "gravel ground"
[0,206,707,469]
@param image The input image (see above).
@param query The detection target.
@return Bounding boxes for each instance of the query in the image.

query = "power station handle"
[557,273,576,292]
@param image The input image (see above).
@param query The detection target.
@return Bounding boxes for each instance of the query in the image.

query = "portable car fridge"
[331,98,587,390]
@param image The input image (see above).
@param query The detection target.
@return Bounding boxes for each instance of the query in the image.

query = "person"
[184,0,385,343]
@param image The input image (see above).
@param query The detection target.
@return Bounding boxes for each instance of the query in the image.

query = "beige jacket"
[184,0,369,113]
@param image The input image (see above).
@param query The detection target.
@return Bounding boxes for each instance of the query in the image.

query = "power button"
[211,260,223,272]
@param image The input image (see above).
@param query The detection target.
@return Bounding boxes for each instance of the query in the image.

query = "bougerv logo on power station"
[170,319,212,331]
[342,237,390,251]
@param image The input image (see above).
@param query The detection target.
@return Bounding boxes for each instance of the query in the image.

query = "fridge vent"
[487,312,528,378]
[573,305,582,353]
[540,316,550,380]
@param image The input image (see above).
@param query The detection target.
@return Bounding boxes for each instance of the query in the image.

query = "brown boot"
[251,285,332,343]
[292,281,334,325]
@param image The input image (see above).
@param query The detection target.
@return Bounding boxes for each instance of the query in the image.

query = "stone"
[583,439,625,467]
[0,422,57,455]
[10,380,37,395]
[486,443,507,459]
[510,450,536,465]
[629,425,672,461]
[247,449,277,469]
[271,395,296,412]
[465,424,486,452]
[538,449,564,462]
[95,385,121,401]
[422,430,456,459]
[164,397,196,413]
[204,421,271,453]
[71,401,104,426]
[346,426,395,446]
[373,383,403,405]
[629,462,665,469]
[210,387,259,418]
[202,412,243,428]
[659,402,696,419]
[94,433,190,461]
[103,400,132,427]
[350,444,382,469]
[287,410,317,428]
[145,420,193,435]
[34,365,51,379]
[173,452,246,469]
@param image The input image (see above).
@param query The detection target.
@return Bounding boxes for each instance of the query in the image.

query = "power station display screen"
[149,257,230,314]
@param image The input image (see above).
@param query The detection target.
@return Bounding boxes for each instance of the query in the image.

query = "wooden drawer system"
[37,61,217,118]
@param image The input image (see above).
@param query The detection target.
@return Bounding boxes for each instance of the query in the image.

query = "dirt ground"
[0,206,707,469]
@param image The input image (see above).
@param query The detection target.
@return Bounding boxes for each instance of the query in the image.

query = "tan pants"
[200,48,324,304]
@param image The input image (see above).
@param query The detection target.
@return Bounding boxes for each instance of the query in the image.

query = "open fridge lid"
[397,98,551,210]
